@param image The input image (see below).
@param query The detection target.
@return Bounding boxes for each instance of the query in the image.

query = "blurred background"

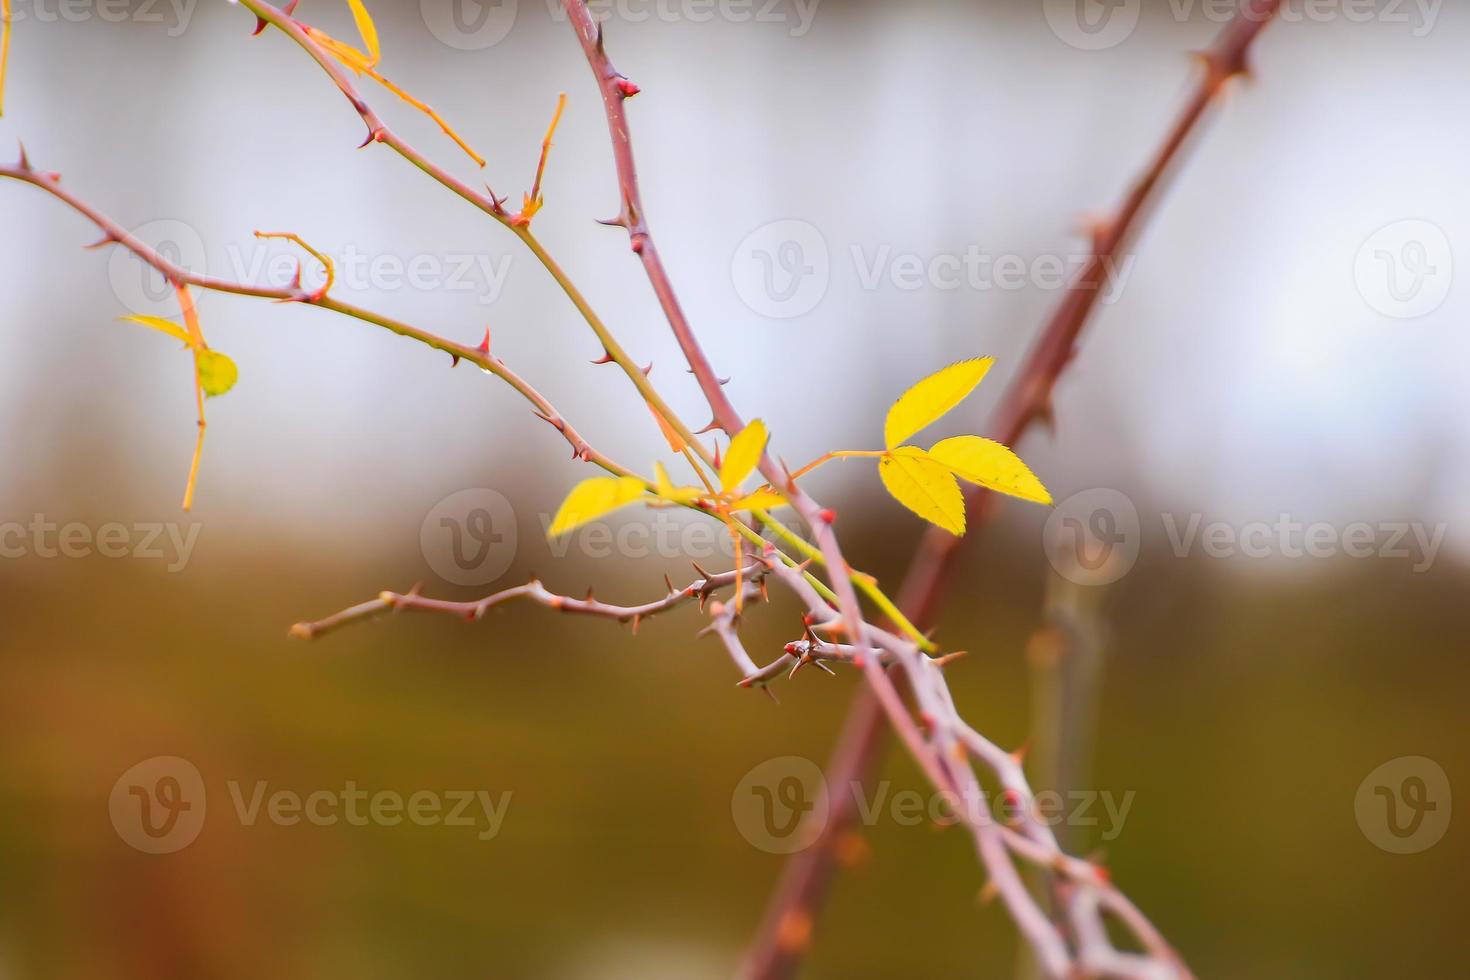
[0,0,1465,976]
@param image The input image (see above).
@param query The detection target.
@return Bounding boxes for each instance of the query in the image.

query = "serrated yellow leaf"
[927,435,1052,506]
[120,314,194,348]
[732,488,786,512]
[720,418,768,492]
[878,448,966,535]
[884,358,994,450]
[195,350,238,398]
[344,0,380,67]
[653,461,702,505]
[549,476,646,537]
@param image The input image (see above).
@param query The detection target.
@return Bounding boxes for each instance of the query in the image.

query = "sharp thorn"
[450,354,461,368]
[717,375,731,386]
[252,15,269,35]
[476,326,491,354]
[696,418,723,435]
[16,141,30,171]
[640,361,653,376]
[762,686,781,705]
[80,234,115,250]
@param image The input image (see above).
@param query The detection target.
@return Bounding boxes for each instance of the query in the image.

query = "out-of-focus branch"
[0,156,631,479]
[744,2,1284,977]
[292,560,767,641]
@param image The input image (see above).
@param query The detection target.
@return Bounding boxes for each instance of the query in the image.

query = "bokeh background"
[1,0,1466,976]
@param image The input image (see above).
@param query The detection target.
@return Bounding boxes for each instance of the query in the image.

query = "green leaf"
[878,447,965,535]
[720,418,768,492]
[120,314,193,348]
[884,358,994,450]
[927,435,1052,506]
[196,350,238,398]
[548,476,646,537]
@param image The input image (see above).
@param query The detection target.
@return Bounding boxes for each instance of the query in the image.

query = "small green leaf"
[120,314,193,348]
[196,350,238,398]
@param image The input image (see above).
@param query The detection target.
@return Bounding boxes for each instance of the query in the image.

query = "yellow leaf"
[195,350,238,398]
[732,488,786,512]
[653,462,702,505]
[1,0,11,118]
[720,418,768,492]
[309,29,373,74]
[648,403,687,453]
[878,448,966,535]
[120,314,194,348]
[927,435,1052,506]
[548,476,646,537]
[345,0,380,67]
[884,358,994,450]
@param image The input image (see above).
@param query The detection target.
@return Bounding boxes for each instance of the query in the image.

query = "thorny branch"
[558,2,1205,976]
[0,1,1287,975]
[744,2,1286,978]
